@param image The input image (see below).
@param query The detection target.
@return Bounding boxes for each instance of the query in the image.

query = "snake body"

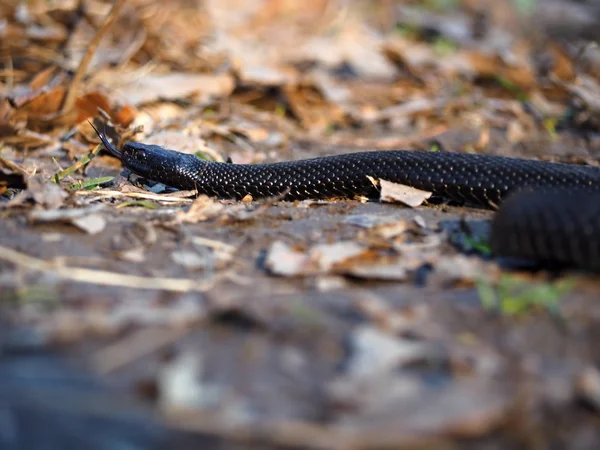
[92,125,600,271]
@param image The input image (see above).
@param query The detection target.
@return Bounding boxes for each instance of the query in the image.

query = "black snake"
[91,125,600,271]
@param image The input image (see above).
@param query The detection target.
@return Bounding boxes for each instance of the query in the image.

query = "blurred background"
[3,1,600,449]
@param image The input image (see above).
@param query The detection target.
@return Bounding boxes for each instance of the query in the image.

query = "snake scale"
[92,125,600,271]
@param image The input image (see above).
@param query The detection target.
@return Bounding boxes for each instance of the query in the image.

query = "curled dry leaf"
[380,179,432,207]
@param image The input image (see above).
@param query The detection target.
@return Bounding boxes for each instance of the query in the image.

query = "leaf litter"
[1,0,600,448]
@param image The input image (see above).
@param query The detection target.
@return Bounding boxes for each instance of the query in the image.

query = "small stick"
[0,244,213,292]
[74,190,195,203]
[61,0,127,113]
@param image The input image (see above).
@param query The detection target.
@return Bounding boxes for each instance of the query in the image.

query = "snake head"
[120,141,203,190]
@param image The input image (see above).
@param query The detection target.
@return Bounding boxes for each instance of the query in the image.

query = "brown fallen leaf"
[14,86,66,118]
[26,177,69,210]
[379,179,432,207]
[74,91,137,126]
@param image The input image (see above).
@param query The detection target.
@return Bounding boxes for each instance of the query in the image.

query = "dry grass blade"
[75,190,195,204]
[0,244,213,292]
[52,145,103,182]
[61,0,127,112]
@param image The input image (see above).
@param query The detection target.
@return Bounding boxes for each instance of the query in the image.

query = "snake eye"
[120,142,154,176]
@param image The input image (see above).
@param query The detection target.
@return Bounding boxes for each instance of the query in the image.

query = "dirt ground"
[2,1,600,449]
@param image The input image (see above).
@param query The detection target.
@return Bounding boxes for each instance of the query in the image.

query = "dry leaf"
[311,241,366,271]
[115,73,235,106]
[379,180,432,207]
[175,195,224,223]
[27,178,69,210]
[266,240,411,280]
[70,214,107,235]
[29,205,107,234]
[16,86,66,117]
[264,241,312,276]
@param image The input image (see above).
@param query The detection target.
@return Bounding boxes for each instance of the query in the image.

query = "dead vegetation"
[2,0,600,449]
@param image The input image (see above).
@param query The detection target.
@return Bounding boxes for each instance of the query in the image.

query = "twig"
[0,244,213,293]
[61,0,127,113]
[75,190,195,204]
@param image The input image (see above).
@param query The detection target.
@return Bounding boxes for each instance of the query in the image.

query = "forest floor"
[2,1,600,449]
